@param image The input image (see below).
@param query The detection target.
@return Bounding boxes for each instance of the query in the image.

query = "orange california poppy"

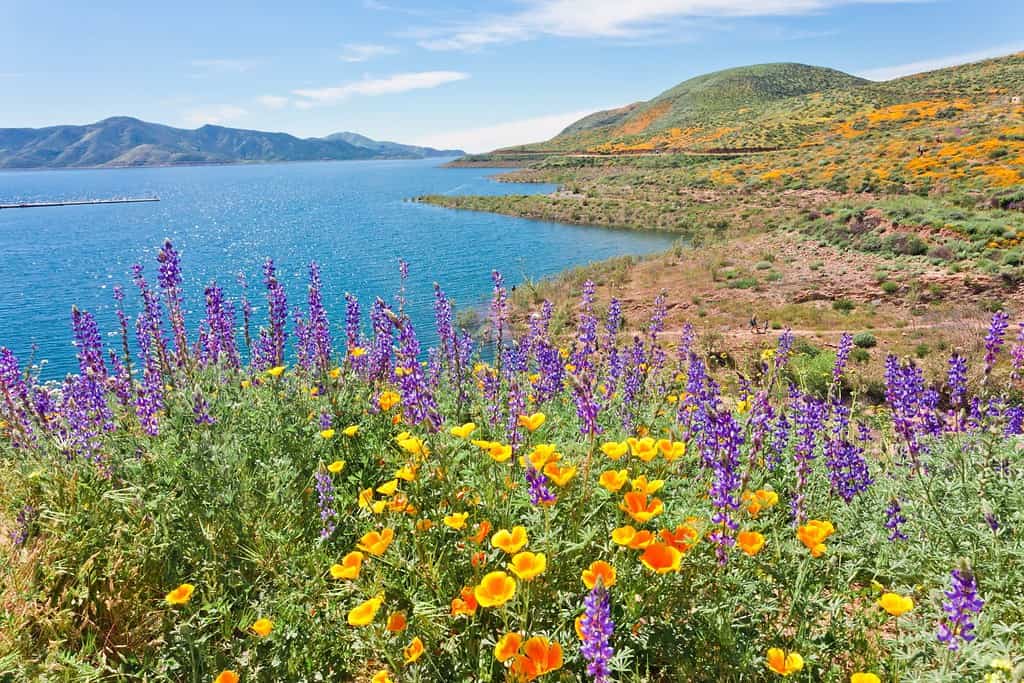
[474,571,517,608]
[347,594,384,627]
[469,520,493,544]
[660,524,699,553]
[581,560,616,589]
[510,637,563,682]
[403,636,425,664]
[600,441,629,460]
[491,526,528,554]
[796,520,834,557]
[619,491,665,523]
[543,462,576,487]
[639,542,683,574]
[599,469,630,492]
[214,671,239,683]
[386,612,408,632]
[517,412,546,432]
[508,552,547,581]
[165,583,195,606]
[358,528,395,556]
[495,632,523,662]
[766,648,804,676]
[736,530,766,556]
[450,586,478,617]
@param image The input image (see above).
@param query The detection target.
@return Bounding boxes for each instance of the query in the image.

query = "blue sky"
[2,1,1022,152]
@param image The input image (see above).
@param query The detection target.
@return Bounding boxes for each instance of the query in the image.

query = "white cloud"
[292,71,469,106]
[256,95,290,109]
[411,108,603,153]
[417,0,920,50]
[858,43,1024,81]
[191,58,260,73]
[341,43,399,62]
[181,105,249,127]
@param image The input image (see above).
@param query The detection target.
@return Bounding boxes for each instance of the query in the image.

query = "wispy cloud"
[411,108,604,154]
[182,105,249,127]
[190,58,261,74]
[340,43,399,62]
[292,71,469,107]
[256,95,290,110]
[858,43,1024,81]
[416,0,920,51]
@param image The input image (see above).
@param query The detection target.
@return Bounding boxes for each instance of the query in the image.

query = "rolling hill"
[0,117,464,169]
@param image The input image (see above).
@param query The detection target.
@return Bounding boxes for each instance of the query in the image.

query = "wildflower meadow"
[3,240,1024,682]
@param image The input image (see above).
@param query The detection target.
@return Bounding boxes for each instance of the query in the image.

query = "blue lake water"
[0,158,675,378]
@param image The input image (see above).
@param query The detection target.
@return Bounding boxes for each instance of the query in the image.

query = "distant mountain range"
[0,117,464,169]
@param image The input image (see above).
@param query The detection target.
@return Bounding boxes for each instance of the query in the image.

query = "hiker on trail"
[749,315,759,333]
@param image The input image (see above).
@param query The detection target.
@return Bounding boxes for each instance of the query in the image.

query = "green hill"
[0,117,464,169]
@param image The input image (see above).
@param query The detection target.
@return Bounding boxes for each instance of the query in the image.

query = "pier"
[0,197,159,209]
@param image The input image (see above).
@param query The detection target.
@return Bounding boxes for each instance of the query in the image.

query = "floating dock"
[0,197,159,209]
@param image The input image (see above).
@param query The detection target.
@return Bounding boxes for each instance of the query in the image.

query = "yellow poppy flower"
[358,528,395,556]
[319,428,335,439]
[403,636,425,663]
[630,475,664,495]
[517,412,546,432]
[581,560,616,589]
[377,479,399,496]
[474,571,517,608]
[851,674,881,683]
[543,462,576,487]
[342,425,359,437]
[444,512,469,530]
[349,346,367,358]
[495,632,523,663]
[599,469,630,492]
[330,551,364,580]
[736,531,766,556]
[378,391,400,411]
[327,460,346,473]
[766,648,804,676]
[165,583,195,606]
[488,443,513,463]
[508,551,547,581]
[266,366,285,378]
[491,526,528,554]
[450,422,477,438]
[600,441,629,460]
[250,618,273,637]
[877,592,914,617]
[370,671,393,683]
[347,594,384,626]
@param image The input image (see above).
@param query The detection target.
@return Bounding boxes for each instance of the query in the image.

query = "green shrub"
[853,332,877,348]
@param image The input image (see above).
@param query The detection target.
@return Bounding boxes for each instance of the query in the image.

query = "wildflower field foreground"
[3,241,1024,682]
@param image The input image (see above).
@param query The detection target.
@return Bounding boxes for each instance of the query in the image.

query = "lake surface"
[0,159,675,378]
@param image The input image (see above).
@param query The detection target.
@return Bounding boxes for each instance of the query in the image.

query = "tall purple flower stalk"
[303,262,332,373]
[791,392,826,523]
[197,283,240,368]
[983,311,1009,376]
[252,258,288,370]
[580,582,614,683]
[884,498,908,541]
[314,468,337,539]
[937,566,984,650]
[824,404,872,503]
[157,240,189,367]
[0,348,35,447]
[525,464,556,506]
[832,332,853,389]
[394,318,440,431]
[707,410,743,563]
[490,270,509,358]
[193,391,216,425]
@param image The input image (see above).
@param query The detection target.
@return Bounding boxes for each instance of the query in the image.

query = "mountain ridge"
[0,117,464,169]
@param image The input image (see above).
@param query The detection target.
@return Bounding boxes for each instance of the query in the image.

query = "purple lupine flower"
[618,336,646,431]
[394,317,441,431]
[489,270,509,356]
[9,504,35,546]
[132,263,169,375]
[675,322,695,371]
[396,258,410,312]
[525,464,556,506]
[157,239,189,367]
[646,291,668,374]
[884,498,908,541]
[983,510,999,533]
[502,344,528,448]
[305,262,332,373]
[937,566,984,650]
[534,343,566,404]
[580,581,614,683]
[108,351,133,407]
[947,353,968,429]
[133,292,165,437]
[983,311,1010,376]
[314,468,337,539]
[345,292,362,351]
[0,347,36,448]
[112,285,133,381]
[832,333,853,388]
[604,297,621,353]
[885,355,931,470]
[477,363,503,427]
[197,283,240,368]
[252,258,289,370]
[71,306,108,379]
[774,329,795,372]
[707,410,743,563]
[59,372,113,472]
[791,391,826,523]
[319,411,333,431]
[571,376,603,438]
[433,284,469,407]
[572,281,599,374]
[367,298,394,382]
[1004,405,1024,436]
[193,391,216,425]
[824,404,872,503]
[766,410,790,470]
